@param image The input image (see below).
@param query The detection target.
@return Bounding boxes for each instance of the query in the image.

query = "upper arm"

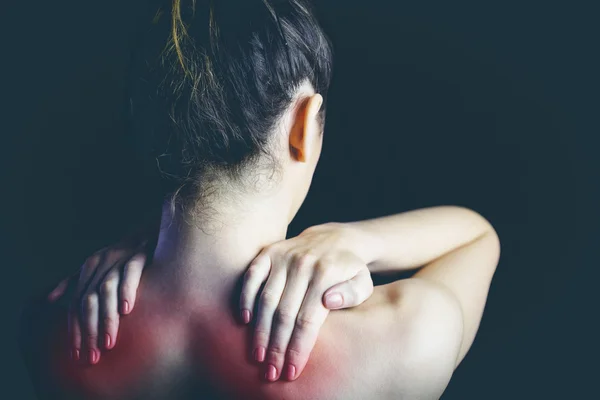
[413,218,501,365]
[298,278,464,400]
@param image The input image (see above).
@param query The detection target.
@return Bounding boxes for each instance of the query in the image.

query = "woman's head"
[129,0,333,221]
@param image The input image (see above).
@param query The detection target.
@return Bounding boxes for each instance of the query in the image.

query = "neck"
[151,192,291,288]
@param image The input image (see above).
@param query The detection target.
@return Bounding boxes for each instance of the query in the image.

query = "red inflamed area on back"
[40,301,347,399]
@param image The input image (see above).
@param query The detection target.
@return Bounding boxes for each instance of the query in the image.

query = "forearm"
[345,206,495,274]
[343,205,500,366]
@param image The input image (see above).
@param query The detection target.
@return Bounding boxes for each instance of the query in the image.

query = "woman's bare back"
[23,247,467,400]
[21,264,400,400]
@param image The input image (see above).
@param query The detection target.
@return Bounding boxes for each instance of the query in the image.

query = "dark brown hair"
[128,0,333,214]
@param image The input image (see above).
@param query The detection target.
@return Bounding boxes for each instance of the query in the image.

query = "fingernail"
[105,333,111,349]
[88,349,98,364]
[286,364,296,380]
[241,309,251,324]
[325,293,343,308]
[123,300,130,314]
[254,346,266,362]
[71,348,80,362]
[265,364,277,381]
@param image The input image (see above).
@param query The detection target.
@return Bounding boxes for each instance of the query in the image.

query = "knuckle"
[254,327,271,338]
[83,255,100,271]
[99,279,117,296]
[260,290,279,307]
[86,334,98,345]
[254,328,271,343]
[274,308,295,325]
[314,259,330,274]
[316,260,338,280]
[292,253,317,270]
[83,293,98,311]
[295,315,319,332]
[286,345,303,359]
[107,248,126,261]
[103,316,117,329]
[268,344,286,356]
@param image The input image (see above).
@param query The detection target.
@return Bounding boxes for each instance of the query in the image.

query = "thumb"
[322,268,374,310]
[47,278,69,302]
[47,273,78,303]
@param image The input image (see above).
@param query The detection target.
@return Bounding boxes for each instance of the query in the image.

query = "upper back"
[21,272,461,400]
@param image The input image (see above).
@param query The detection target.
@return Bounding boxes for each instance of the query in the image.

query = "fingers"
[75,250,120,364]
[71,254,104,363]
[323,267,374,310]
[100,269,120,350]
[241,243,373,382]
[280,275,330,382]
[81,291,101,364]
[47,278,69,302]
[68,307,82,362]
[64,243,149,365]
[76,253,104,300]
[76,253,113,364]
[263,255,315,382]
[119,253,146,315]
[252,265,285,367]
[240,254,272,324]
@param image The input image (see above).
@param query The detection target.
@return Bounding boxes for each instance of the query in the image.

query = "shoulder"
[19,292,84,400]
[255,277,463,400]
[318,277,463,400]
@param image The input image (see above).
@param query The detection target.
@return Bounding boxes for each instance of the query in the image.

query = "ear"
[289,94,323,162]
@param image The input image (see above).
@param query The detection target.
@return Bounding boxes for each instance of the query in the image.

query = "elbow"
[468,208,502,272]
[455,206,501,254]
[487,226,501,265]
[477,213,501,264]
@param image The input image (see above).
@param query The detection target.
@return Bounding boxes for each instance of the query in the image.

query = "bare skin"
[21,206,500,400]
[20,86,501,398]
[21,245,398,399]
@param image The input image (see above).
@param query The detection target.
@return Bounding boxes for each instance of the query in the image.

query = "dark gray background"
[3,0,597,398]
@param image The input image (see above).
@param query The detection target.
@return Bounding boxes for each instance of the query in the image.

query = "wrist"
[300,221,383,268]
[339,221,383,268]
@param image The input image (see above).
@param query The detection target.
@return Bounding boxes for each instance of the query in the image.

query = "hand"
[239,222,374,382]
[48,241,148,364]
